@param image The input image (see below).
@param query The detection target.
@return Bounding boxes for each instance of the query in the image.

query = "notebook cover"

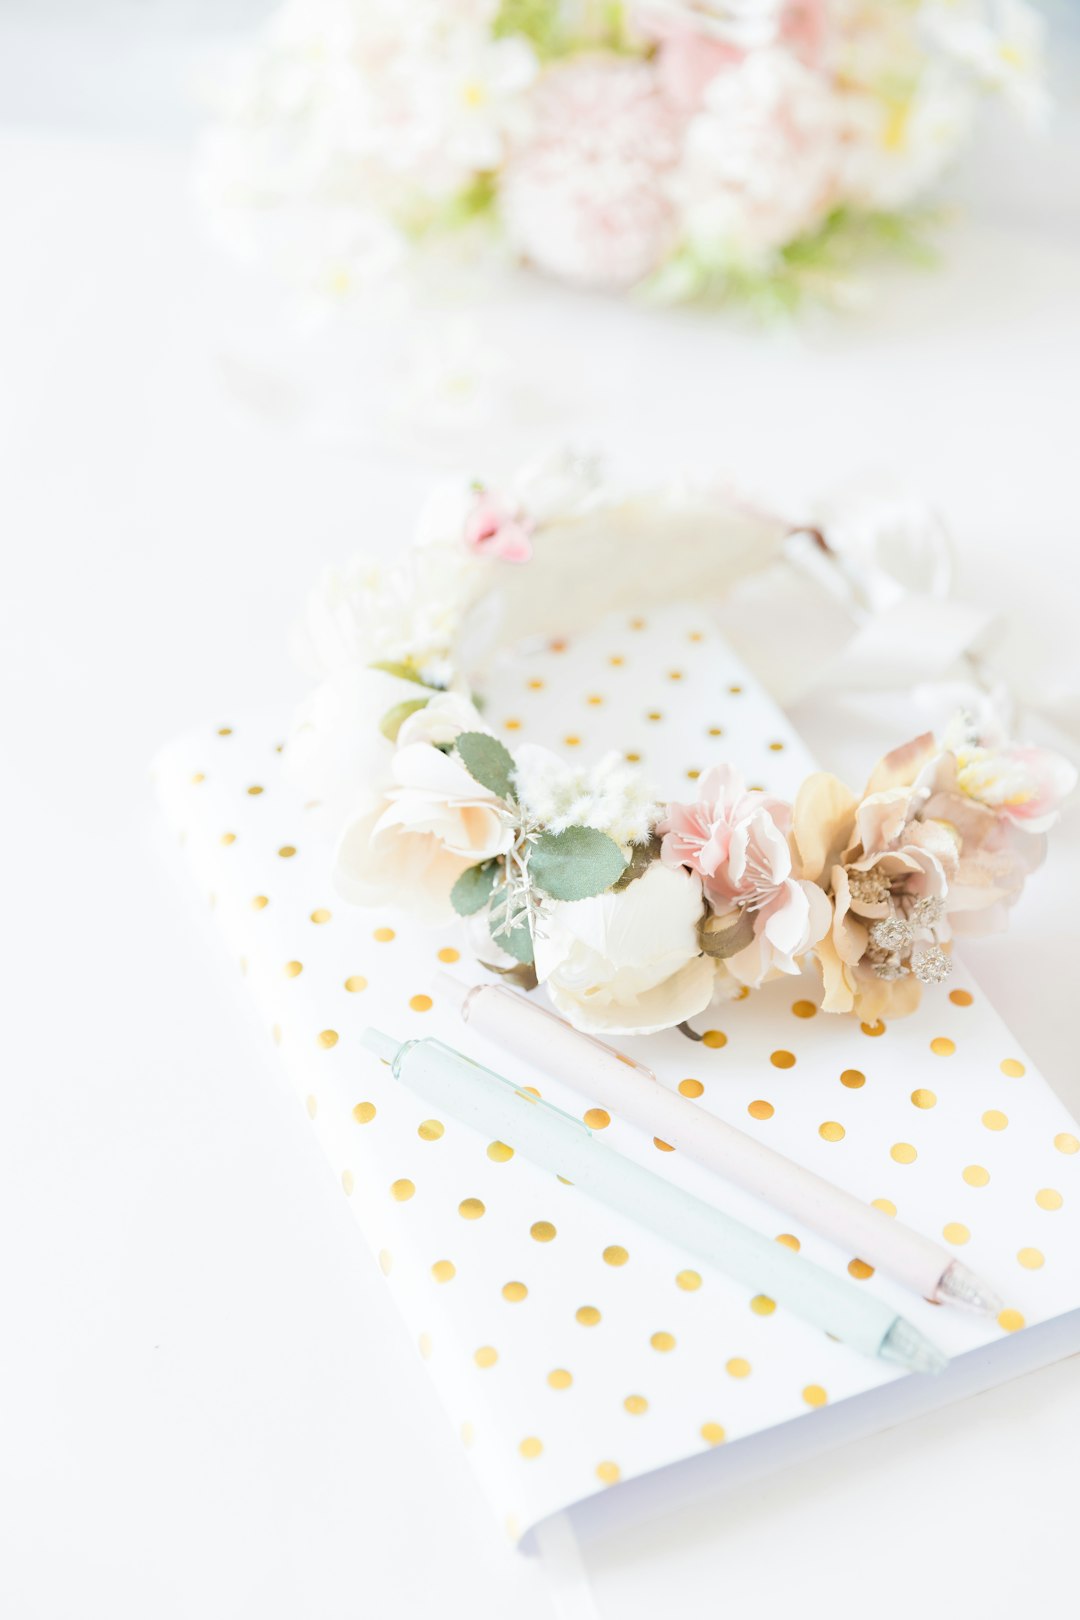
[154,607,1080,1545]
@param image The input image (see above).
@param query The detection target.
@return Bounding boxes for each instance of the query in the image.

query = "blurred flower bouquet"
[201,0,1047,312]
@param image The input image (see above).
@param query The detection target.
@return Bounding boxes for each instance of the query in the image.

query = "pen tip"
[935,1259,1004,1317]
[879,1317,950,1376]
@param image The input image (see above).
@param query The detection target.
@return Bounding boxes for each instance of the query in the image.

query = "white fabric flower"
[285,664,427,817]
[334,738,514,923]
[534,862,713,1034]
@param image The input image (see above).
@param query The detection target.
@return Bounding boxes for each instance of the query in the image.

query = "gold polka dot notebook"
[154,608,1080,1549]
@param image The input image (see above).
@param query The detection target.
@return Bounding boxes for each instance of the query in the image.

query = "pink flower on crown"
[463,488,534,563]
[657,763,830,985]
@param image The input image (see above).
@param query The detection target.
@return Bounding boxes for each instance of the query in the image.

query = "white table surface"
[3,12,1080,1617]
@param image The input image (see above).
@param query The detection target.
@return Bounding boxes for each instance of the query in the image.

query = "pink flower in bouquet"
[499,56,684,290]
[463,488,534,563]
[658,763,830,984]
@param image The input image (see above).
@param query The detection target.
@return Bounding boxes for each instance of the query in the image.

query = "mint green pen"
[362,1030,947,1375]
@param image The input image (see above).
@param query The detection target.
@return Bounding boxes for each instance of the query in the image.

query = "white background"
[2,5,1080,1617]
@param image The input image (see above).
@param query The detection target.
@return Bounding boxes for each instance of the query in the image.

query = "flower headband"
[289,456,1076,1037]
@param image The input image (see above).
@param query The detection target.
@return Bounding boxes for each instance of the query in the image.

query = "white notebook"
[154,606,1080,1549]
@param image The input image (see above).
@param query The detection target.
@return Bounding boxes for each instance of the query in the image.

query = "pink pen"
[436,974,1001,1315]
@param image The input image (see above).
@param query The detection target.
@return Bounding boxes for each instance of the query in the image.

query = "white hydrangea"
[512,745,660,850]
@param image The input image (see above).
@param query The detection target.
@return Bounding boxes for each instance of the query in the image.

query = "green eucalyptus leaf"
[456,731,516,799]
[450,861,498,917]
[489,899,534,965]
[528,825,628,903]
[379,697,430,742]
[369,659,429,686]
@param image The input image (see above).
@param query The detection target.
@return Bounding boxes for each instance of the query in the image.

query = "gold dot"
[503,1281,528,1302]
[305,1095,317,1119]
[270,1024,281,1045]
[819,1121,845,1142]
[840,1069,866,1090]
[861,1019,886,1037]
[624,751,641,763]
[341,1169,354,1196]
[564,734,581,748]
[791,999,817,1019]
[646,710,663,723]
[776,1233,800,1251]
[596,1461,620,1485]
[963,1164,990,1187]
[943,1222,970,1244]
[949,989,974,1006]
[310,908,332,925]
[608,655,624,668]
[802,1385,828,1408]
[1018,1247,1045,1269]
[409,994,433,1013]
[530,1220,556,1242]
[982,1109,1009,1131]
[725,1357,751,1378]
[668,670,684,682]
[679,1078,704,1098]
[586,694,604,707]
[478,1143,512,1169]
[653,1137,675,1152]
[930,1036,955,1056]
[1055,1133,1079,1155]
[277,845,297,859]
[550,637,568,652]
[629,617,646,631]
[547,1368,573,1390]
[246,784,263,796]
[748,1100,774,1121]
[891,1142,917,1164]
[522,1085,541,1098]
[252,895,269,911]
[676,1270,702,1291]
[503,718,522,731]
[911,1089,937,1109]
[284,961,303,978]
[352,1101,376,1124]
[378,1250,393,1275]
[217,726,232,736]
[431,1260,456,1283]
[603,1245,629,1267]
[708,725,723,737]
[460,1421,474,1449]
[729,683,742,694]
[848,1259,875,1280]
[685,768,700,781]
[750,1295,776,1315]
[1000,1058,1026,1078]
[459,1198,486,1220]
[519,1436,542,1459]
[391,1179,415,1201]
[998,1308,1025,1332]
[437,947,460,964]
[475,1346,498,1369]
[317,1029,339,1050]
[771,1050,796,1069]
[576,1305,601,1326]
[1036,1188,1063,1211]
[624,1395,648,1415]
[702,1029,727,1049]
[700,1422,726,1446]
[872,1198,897,1216]
[651,1332,676,1353]
[344,974,367,992]
[417,1119,444,1141]
[528,677,545,689]
[374,927,395,942]
[584,1108,611,1130]
[220,832,236,846]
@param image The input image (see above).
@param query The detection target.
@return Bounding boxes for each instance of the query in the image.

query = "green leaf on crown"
[369,659,432,686]
[456,731,516,800]
[379,697,430,741]
[489,896,534,965]
[528,825,628,902]
[450,861,499,917]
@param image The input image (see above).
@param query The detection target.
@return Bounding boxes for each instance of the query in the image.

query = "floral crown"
[203,0,1046,312]
[289,456,1076,1038]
